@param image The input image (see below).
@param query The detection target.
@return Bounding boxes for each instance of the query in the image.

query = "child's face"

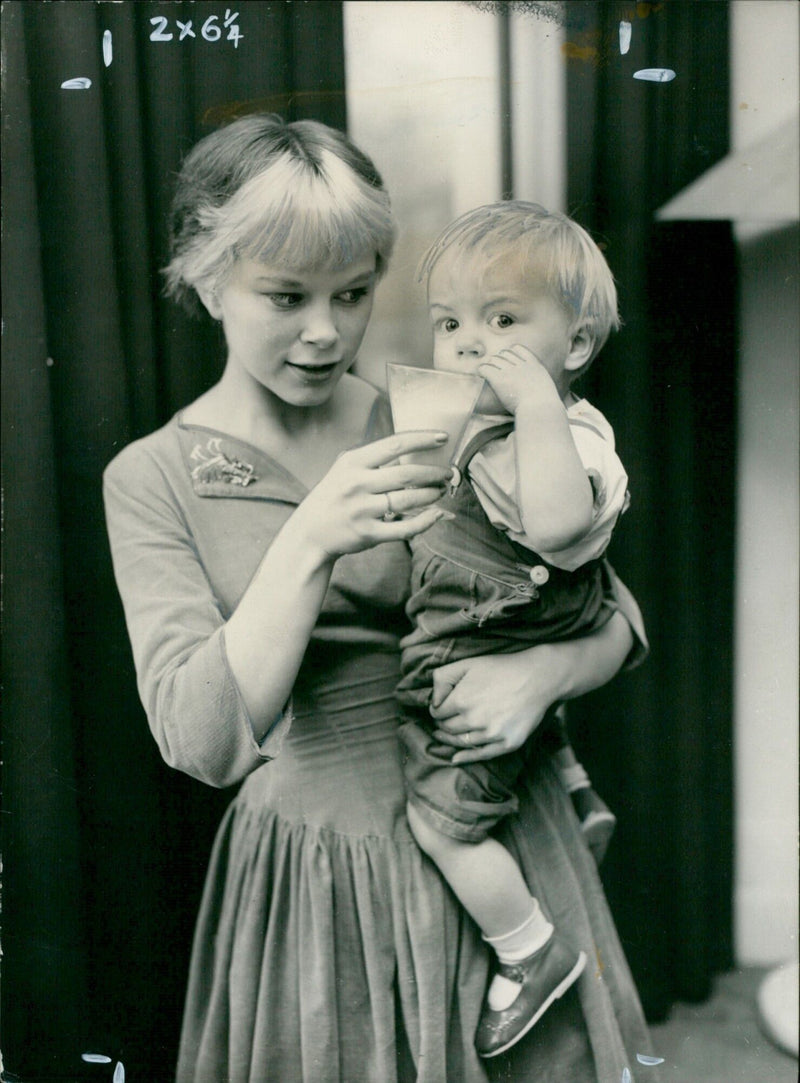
[428,247,575,394]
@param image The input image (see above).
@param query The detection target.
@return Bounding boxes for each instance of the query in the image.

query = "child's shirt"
[465,398,629,573]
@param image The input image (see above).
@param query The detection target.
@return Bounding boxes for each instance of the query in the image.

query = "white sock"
[559,762,590,794]
[484,901,553,1011]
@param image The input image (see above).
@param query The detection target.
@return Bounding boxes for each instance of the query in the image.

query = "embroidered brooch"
[190,438,257,487]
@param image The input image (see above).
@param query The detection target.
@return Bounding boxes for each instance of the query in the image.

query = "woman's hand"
[428,652,555,762]
[226,430,452,737]
[291,431,453,562]
[429,612,634,764]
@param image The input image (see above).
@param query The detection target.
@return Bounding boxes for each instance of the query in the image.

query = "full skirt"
[176,645,655,1082]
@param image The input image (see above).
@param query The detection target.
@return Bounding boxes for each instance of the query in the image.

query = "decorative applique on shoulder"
[189,437,257,487]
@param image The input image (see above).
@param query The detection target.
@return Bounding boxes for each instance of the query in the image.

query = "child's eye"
[436,317,459,334]
[336,287,370,305]
[489,313,515,330]
[265,292,303,308]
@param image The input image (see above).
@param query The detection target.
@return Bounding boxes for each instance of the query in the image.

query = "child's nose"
[456,334,485,358]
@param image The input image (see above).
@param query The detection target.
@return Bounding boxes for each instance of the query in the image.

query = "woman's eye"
[336,287,369,305]
[489,313,515,330]
[266,292,303,308]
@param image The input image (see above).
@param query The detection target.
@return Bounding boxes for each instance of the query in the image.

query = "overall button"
[529,565,550,586]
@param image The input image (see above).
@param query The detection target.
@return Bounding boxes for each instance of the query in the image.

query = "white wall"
[731,0,799,965]
[509,8,566,212]
[344,1,565,387]
[344,1,503,387]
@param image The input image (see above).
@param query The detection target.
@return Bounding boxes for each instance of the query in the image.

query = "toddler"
[397,202,638,1058]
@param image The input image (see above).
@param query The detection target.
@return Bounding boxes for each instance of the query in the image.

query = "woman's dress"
[103,387,656,1083]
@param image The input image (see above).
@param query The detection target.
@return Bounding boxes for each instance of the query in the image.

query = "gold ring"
[383,492,398,522]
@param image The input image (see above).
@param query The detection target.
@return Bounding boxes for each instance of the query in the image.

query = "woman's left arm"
[429,609,634,764]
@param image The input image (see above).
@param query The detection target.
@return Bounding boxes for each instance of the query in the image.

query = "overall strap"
[454,421,515,472]
[568,416,606,442]
[449,420,515,494]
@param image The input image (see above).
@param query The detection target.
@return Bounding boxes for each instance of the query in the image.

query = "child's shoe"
[569,785,617,865]
[475,934,587,1058]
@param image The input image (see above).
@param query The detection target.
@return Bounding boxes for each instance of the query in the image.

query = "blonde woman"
[104,115,654,1082]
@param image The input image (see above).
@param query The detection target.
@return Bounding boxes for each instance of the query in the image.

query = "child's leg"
[538,705,617,864]
[406,802,586,1057]
[406,801,548,939]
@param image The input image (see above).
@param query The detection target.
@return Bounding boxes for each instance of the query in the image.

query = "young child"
[396,201,639,1058]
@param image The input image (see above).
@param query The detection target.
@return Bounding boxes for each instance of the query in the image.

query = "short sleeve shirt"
[466,398,630,572]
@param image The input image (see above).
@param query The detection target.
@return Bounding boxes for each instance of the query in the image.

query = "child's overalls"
[397,421,614,842]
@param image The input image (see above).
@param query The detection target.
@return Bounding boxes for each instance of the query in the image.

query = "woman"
[104,115,654,1082]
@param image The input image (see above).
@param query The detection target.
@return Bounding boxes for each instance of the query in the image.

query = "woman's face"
[203,254,377,407]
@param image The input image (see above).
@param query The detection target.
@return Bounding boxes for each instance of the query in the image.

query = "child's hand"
[478,345,561,414]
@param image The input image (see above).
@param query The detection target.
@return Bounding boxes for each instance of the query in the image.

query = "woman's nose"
[299,303,339,348]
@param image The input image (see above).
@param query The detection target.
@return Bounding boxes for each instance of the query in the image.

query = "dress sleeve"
[602,562,649,670]
[103,445,291,788]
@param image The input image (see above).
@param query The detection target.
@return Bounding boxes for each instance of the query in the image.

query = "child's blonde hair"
[164,115,396,313]
[418,201,620,364]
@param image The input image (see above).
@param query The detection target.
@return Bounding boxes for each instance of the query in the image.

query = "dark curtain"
[2,3,346,1079]
[562,1,736,1020]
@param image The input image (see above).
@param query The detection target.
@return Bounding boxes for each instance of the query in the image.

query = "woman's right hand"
[226,430,451,736]
[291,431,454,561]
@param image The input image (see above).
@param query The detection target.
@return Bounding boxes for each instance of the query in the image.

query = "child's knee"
[406,801,446,860]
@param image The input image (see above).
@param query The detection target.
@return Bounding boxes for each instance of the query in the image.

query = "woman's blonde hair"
[164,115,396,312]
[418,201,620,363]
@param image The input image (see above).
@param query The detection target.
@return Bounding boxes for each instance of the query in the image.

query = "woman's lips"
[285,360,341,381]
